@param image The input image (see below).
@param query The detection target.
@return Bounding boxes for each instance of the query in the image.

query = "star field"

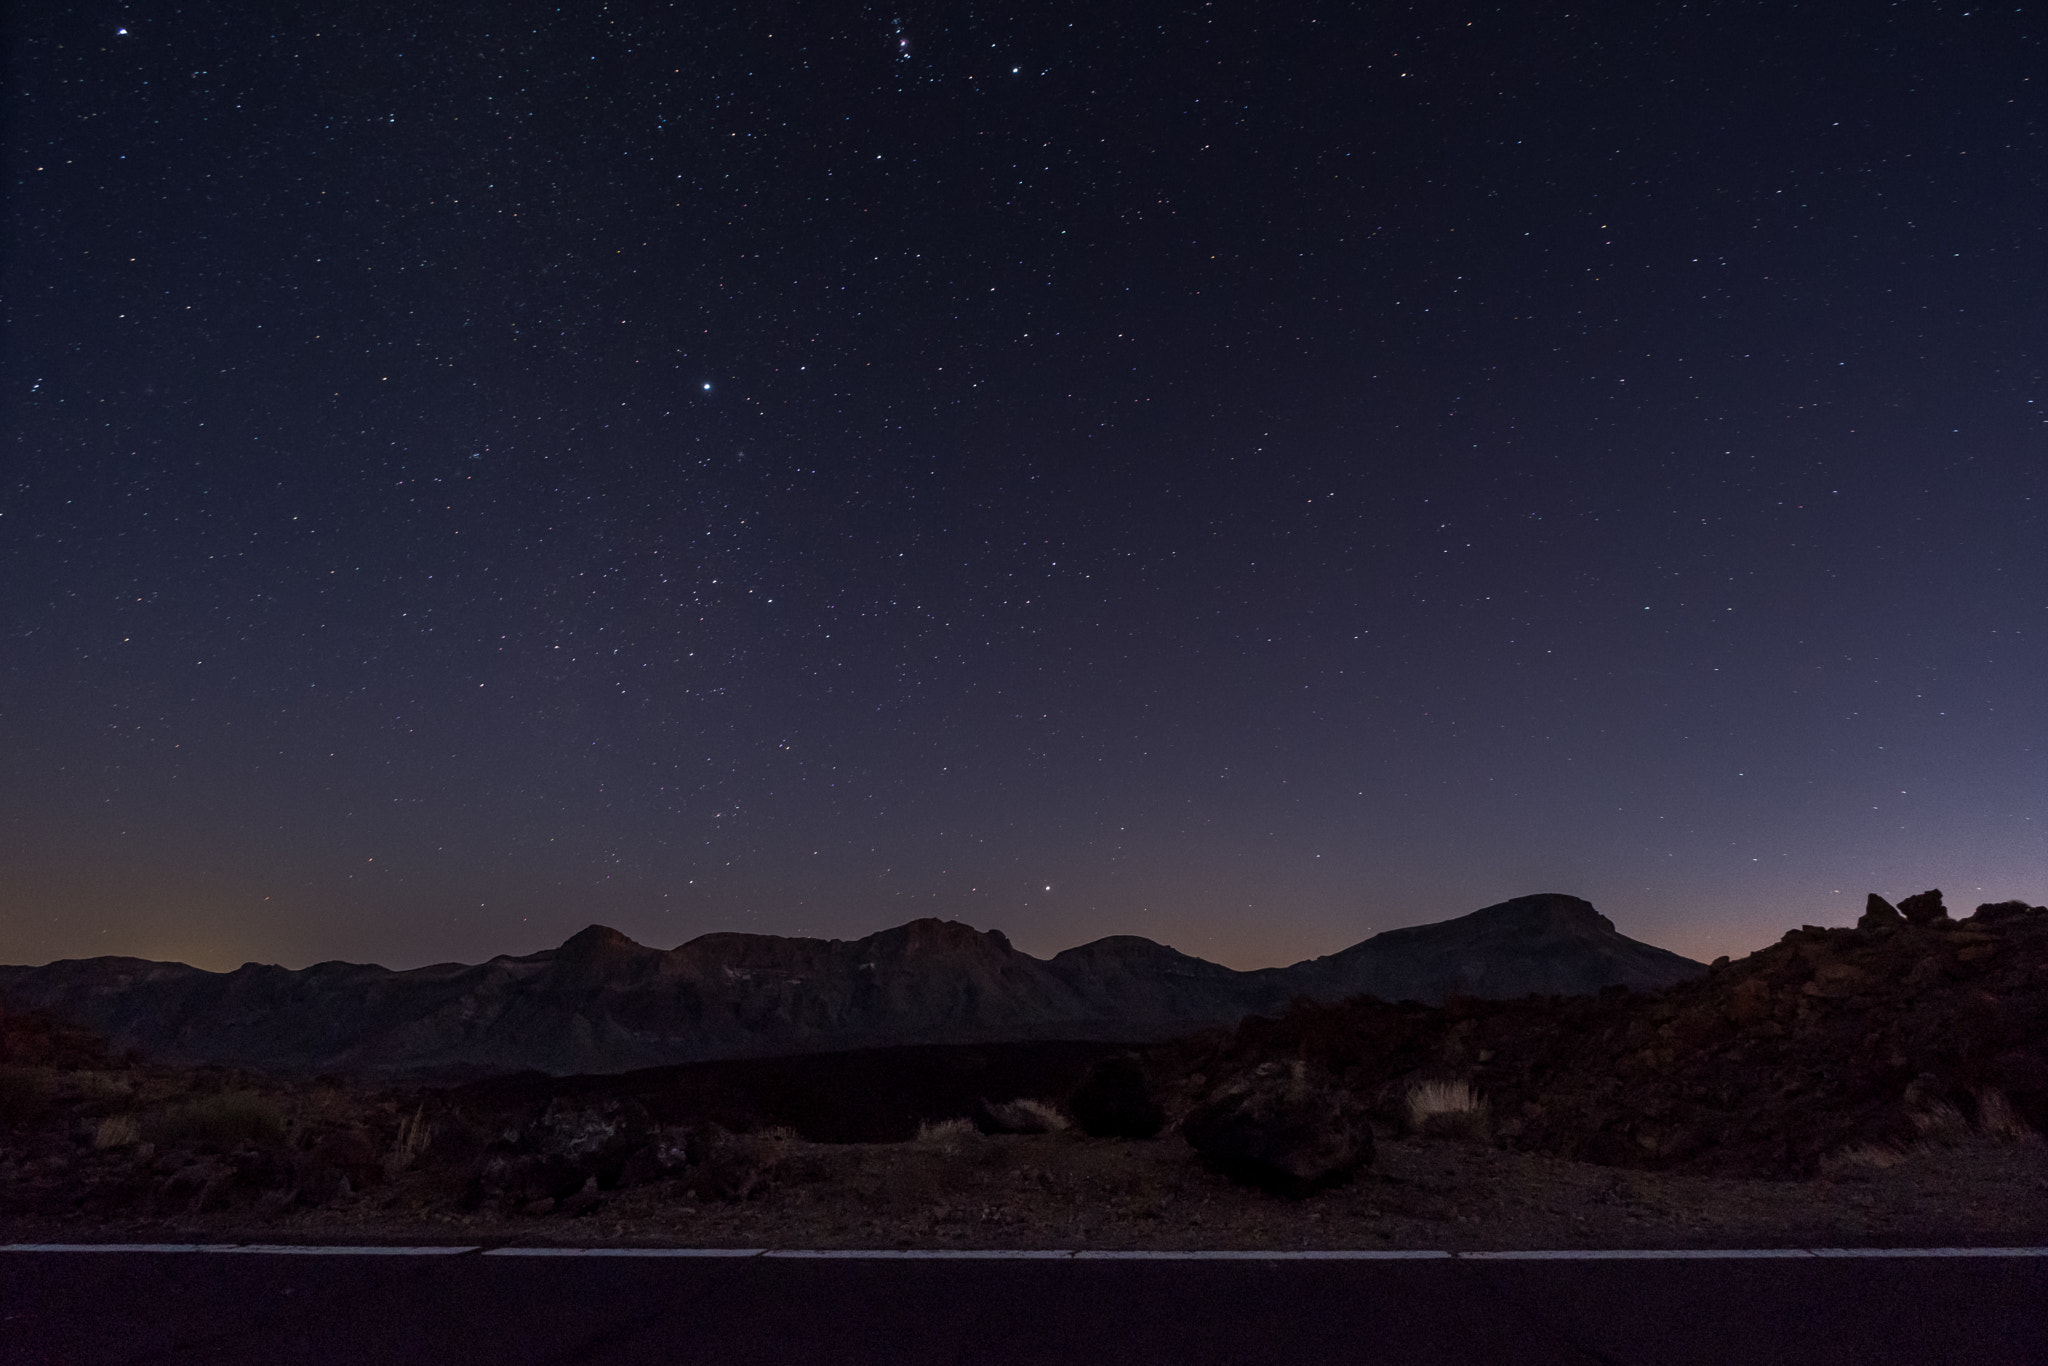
[4,1,2042,972]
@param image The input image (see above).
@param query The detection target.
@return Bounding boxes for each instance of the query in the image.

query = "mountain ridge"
[0,894,1703,1079]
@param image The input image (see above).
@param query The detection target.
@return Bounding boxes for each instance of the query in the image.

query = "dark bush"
[1069,1055,1164,1138]
[0,1067,53,1128]
[147,1092,285,1151]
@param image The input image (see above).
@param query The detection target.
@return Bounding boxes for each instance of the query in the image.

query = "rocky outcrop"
[1180,1060,1373,1197]
[1897,889,1950,924]
[0,895,1703,1079]
[1161,897,2048,1176]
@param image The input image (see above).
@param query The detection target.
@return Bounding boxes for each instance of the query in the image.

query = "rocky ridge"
[0,891,2041,1243]
[0,894,1700,1078]
[1156,892,2048,1176]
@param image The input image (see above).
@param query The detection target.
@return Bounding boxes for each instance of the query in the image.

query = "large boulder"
[1897,889,1949,924]
[1973,901,2046,925]
[1068,1055,1165,1138]
[1858,894,1904,929]
[1180,1060,1373,1197]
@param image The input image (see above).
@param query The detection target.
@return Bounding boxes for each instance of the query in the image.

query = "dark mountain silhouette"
[0,894,1701,1078]
[1270,893,1704,1003]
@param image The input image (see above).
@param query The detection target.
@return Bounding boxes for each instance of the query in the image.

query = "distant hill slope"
[0,894,1701,1078]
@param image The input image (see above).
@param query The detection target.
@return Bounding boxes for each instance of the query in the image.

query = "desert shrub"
[93,1113,142,1149]
[147,1091,286,1151]
[1975,1090,2035,1142]
[1069,1055,1165,1138]
[1405,1079,1490,1141]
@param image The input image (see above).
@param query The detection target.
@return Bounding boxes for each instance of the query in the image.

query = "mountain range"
[0,893,1702,1079]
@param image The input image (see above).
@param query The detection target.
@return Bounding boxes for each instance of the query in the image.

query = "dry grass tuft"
[1010,1098,1070,1132]
[384,1104,434,1176]
[981,1098,1070,1134]
[93,1113,142,1149]
[1907,1100,1970,1144]
[913,1117,979,1151]
[1828,1090,2038,1174]
[1974,1090,2035,1143]
[1405,1079,1490,1141]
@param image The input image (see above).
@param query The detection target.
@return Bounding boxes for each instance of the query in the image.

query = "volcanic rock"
[1180,1060,1373,1197]
[1858,894,1904,929]
[1164,897,2048,1176]
[1897,889,1950,924]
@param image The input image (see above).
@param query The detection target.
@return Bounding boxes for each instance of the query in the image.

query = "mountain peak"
[557,924,645,955]
[860,918,1014,956]
[1466,893,1616,935]
[1053,935,1198,966]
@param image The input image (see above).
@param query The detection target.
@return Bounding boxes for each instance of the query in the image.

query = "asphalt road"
[3,1247,2045,1365]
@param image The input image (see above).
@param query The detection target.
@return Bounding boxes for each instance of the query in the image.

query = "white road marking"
[1463,1249,1816,1260]
[1810,1247,2048,1258]
[1072,1250,1453,1260]
[485,1247,766,1258]
[0,1244,480,1255]
[762,1249,1073,1259]
[5,1244,2047,1260]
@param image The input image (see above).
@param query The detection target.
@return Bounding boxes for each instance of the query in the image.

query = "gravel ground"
[8,1127,2044,1252]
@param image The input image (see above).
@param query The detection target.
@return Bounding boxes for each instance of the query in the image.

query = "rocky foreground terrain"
[0,894,1701,1077]
[0,891,2042,1248]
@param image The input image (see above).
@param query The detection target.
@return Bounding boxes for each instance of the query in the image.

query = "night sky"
[6,2,2042,975]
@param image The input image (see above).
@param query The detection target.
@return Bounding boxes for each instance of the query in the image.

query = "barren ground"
[6,1125,2044,1252]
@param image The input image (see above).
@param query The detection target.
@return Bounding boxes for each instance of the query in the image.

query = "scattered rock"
[559,1175,603,1217]
[616,1129,691,1187]
[292,1154,351,1208]
[1069,1056,1165,1138]
[473,1151,587,1206]
[1180,1060,1374,1197]
[308,1127,384,1190]
[1973,900,2045,925]
[684,1127,776,1202]
[157,1159,235,1216]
